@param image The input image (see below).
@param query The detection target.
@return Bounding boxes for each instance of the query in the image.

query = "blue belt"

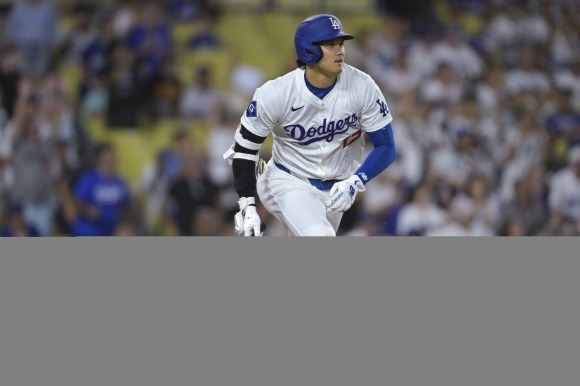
[274,161,339,191]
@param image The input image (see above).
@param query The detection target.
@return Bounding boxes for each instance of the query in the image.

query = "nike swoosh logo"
[291,105,304,112]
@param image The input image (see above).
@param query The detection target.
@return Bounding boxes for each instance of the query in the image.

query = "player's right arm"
[224,84,279,236]
[227,126,267,237]
[231,125,267,199]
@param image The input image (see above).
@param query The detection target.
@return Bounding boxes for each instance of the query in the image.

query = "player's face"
[310,38,346,82]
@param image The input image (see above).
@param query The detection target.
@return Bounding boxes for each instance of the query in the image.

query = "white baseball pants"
[256,160,343,236]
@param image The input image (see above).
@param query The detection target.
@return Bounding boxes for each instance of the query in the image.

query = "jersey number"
[342,128,362,148]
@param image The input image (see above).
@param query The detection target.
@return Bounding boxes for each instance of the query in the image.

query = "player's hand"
[234,197,263,236]
[326,175,366,213]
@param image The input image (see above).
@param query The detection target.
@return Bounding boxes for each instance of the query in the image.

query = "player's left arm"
[326,77,396,213]
[355,123,396,184]
[326,123,396,213]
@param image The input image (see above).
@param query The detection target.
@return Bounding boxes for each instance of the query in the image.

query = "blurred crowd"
[0,0,580,236]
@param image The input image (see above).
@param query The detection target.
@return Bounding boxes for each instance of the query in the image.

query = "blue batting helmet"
[294,14,355,65]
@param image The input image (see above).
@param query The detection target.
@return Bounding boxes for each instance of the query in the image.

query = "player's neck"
[305,67,337,89]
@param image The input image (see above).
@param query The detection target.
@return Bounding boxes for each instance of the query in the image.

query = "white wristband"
[238,196,256,210]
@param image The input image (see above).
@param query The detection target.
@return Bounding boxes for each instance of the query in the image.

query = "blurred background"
[0,0,579,236]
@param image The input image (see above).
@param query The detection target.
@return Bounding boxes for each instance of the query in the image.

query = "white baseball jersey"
[239,64,393,181]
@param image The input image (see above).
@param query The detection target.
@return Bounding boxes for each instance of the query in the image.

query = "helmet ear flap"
[302,45,323,64]
[315,45,323,63]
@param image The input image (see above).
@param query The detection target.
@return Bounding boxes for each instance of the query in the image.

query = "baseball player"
[224,14,397,236]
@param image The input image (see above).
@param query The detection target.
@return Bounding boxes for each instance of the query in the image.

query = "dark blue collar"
[304,73,336,100]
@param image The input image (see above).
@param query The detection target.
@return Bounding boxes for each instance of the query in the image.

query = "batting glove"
[234,197,263,237]
[326,175,366,213]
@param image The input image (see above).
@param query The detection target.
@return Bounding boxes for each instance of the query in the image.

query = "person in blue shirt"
[4,0,58,76]
[71,143,131,236]
[126,2,172,75]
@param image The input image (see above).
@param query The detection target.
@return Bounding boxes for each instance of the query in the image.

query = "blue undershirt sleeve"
[355,123,396,184]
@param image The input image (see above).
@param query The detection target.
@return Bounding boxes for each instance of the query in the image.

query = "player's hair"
[296,59,306,69]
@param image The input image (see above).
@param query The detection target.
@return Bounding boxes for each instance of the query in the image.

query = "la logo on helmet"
[329,17,340,30]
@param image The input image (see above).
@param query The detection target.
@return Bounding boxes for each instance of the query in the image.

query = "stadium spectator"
[229,62,265,102]
[548,146,580,228]
[544,88,580,170]
[42,75,80,165]
[432,25,484,80]
[191,206,220,236]
[151,60,181,119]
[504,47,550,97]
[0,45,23,119]
[9,117,60,236]
[419,62,464,107]
[55,5,96,65]
[428,125,494,202]
[161,130,194,181]
[379,111,424,188]
[553,58,580,107]
[462,174,499,236]
[124,2,174,122]
[111,0,138,39]
[81,76,108,117]
[548,4,580,69]
[475,66,506,115]
[360,169,404,220]
[525,163,549,204]
[70,143,131,236]
[80,18,117,80]
[126,2,172,76]
[164,153,219,236]
[367,14,405,68]
[204,110,240,222]
[6,79,62,236]
[517,1,550,47]
[499,108,549,201]
[54,140,82,236]
[0,203,40,237]
[406,25,441,80]
[186,14,221,51]
[482,2,521,67]
[499,178,547,236]
[396,183,447,236]
[379,47,420,99]
[178,65,221,127]
[427,195,480,236]
[105,43,142,127]
[3,0,59,76]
